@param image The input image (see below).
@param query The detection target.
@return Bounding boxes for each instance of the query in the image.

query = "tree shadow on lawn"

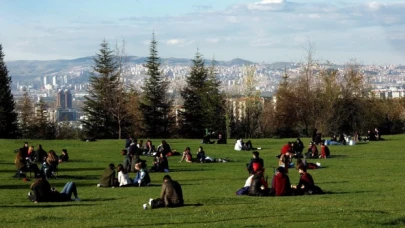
[59,167,105,172]
[323,190,375,195]
[80,197,117,202]
[380,217,405,226]
[56,174,100,180]
[1,204,96,208]
[0,184,30,190]
[167,168,208,172]
[327,155,349,158]
[136,215,263,227]
[318,181,349,184]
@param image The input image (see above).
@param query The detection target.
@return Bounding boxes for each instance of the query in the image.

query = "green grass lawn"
[0,136,404,228]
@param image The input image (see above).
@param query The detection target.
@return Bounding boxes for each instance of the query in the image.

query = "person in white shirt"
[234,138,243,151]
[116,164,132,187]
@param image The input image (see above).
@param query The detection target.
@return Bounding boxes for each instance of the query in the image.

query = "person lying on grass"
[147,175,183,209]
[28,177,80,203]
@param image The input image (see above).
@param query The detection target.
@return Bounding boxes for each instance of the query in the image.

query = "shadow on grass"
[56,174,100,180]
[0,184,29,190]
[167,168,207,172]
[136,215,263,227]
[80,197,117,202]
[327,155,349,158]
[380,217,405,226]
[318,181,349,184]
[0,162,14,165]
[323,190,374,194]
[1,204,96,208]
[59,167,104,171]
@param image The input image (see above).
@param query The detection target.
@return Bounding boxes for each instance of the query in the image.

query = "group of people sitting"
[179,146,207,163]
[234,138,261,151]
[237,150,323,196]
[98,162,151,188]
[14,142,70,180]
[201,132,227,144]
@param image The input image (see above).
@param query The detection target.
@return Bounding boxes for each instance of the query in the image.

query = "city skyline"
[1,0,405,64]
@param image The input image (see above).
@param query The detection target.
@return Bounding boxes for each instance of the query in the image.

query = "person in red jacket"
[292,165,315,195]
[280,142,292,155]
[271,167,292,196]
[320,141,330,159]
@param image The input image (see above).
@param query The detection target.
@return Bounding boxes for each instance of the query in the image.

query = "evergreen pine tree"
[82,40,120,139]
[180,50,210,138]
[18,90,33,138]
[0,44,19,138]
[205,58,227,136]
[140,33,173,138]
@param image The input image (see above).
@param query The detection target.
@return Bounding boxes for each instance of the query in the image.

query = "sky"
[1,0,405,64]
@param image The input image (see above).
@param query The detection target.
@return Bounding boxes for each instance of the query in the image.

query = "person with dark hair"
[116,164,132,187]
[129,139,139,155]
[278,151,293,173]
[15,149,41,178]
[28,177,80,203]
[35,144,47,162]
[196,146,206,163]
[147,175,183,209]
[280,142,292,155]
[125,135,132,150]
[320,141,330,159]
[144,140,155,156]
[216,133,227,144]
[59,149,69,162]
[305,142,319,158]
[236,172,254,195]
[248,171,269,196]
[247,151,264,174]
[20,142,29,159]
[292,165,322,195]
[294,138,304,155]
[180,147,192,163]
[270,167,292,196]
[296,158,321,170]
[42,150,59,179]
[97,163,116,188]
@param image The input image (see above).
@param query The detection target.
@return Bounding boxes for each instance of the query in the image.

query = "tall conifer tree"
[0,44,18,138]
[82,40,119,139]
[180,50,210,138]
[140,33,173,138]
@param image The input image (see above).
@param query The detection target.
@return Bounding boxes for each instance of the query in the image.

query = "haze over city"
[1,0,405,64]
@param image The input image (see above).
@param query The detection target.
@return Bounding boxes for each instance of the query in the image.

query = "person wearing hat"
[270,167,292,196]
[97,163,117,188]
[147,175,183,209]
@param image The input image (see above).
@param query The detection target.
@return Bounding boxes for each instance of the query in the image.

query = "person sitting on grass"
[35,144,47,162]
[59,149,69,162]
[144,140,155,156]
[97,163,117,188]
[270,167,292,196]
[28,177,80,203]
[15,149,41,178]
[296,158,321,170]
[116,164,132,187]
[196,146,206,163]
[291,165,323,195]
[180,147,193,163]
[147,175,184,209]
[320,141,330,159]
[305,142,319,158]
[133,162,151,186]
[42,150,59,179]
[216,133,227,144]
[236,172,254,195]
[248,171,269,196]
[247,151,264,174]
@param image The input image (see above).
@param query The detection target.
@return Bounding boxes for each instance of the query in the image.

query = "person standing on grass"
[28,177,80,203]
[147,175,183,209]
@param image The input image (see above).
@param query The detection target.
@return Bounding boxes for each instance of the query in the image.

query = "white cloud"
[247,0,287,11]
[206,38,220,44]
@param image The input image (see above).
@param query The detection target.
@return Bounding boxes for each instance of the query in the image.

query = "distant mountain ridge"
[6,56,258,78]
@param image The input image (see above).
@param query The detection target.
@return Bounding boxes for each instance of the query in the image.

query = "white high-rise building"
[43,76,47,87]
[52,76,57,86]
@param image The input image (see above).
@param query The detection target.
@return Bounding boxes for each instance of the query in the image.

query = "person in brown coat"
[15,149,41,178]
[148,175,184,209]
